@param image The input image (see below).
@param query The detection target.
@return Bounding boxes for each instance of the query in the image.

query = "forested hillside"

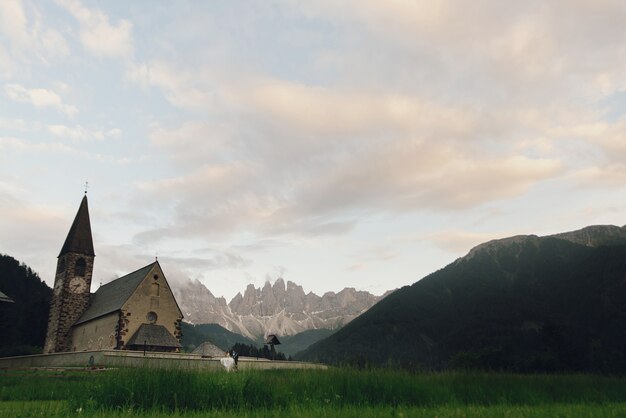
[0,254,51,356]
[180,322,259,352]
[298,226,626,373]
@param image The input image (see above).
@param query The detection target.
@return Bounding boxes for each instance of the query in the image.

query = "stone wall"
[71,312,118,351]
[0,350,327,371]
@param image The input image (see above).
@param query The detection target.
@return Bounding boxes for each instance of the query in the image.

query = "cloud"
[127,61,214,110]
[0,0,69,66]
[123,50,571,243]
[286,142,562,215]
[0,0,30,46]
[47,124,122,141]
[346,244,399,272]
[159,252,251,271]
[106,128,122,137]
[4,83,78,116]
[226,79,477,138]
[0,136,139,165]
[0,181,69,285]
[296,1,626,105]
[565,120,626,160]
[423,230,507,254]
[132,131,561,245]
[56,0,133,59]
[0,136,77,155]
[149,121,234,165]
[573,164,626,188]
[0,118,30,131]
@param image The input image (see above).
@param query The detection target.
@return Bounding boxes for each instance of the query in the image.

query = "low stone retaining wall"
[0,350,327,371]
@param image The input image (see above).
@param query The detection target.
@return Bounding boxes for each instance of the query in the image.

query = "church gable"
[122,262,183,320]
[118,262,183,351]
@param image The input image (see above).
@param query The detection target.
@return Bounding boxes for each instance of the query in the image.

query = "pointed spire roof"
[59,195,95,257]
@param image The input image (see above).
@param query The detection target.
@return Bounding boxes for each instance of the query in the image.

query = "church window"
[151,283,160,296]
[147,311,158,324]
[75,258,86,277]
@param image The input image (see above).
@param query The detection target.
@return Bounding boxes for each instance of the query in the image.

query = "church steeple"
[59,195,95,257]
[44,195,96,353]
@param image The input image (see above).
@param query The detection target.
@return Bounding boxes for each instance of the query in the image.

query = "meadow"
[1,367,626,417]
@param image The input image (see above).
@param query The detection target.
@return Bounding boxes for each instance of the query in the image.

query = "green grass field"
[1,368,625,417]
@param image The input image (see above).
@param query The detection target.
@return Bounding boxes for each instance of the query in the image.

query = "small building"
[264,334,281,360]
[264,334,281,346]
[0,290,14,304]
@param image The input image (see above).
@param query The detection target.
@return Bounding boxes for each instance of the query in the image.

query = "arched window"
[151,283,160,296]
[75,258,86,277]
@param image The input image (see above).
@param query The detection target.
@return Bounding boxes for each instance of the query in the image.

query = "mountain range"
[173,278,389,340]
[298,225,626,373]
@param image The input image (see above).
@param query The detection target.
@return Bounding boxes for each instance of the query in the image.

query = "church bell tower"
[44,195,95,353]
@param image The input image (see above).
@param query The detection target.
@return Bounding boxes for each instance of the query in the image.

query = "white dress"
[220,356,235,371]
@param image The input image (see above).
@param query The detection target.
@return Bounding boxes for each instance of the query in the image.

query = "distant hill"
[180,322,259,352]
[0,254,52,356]
[180,321,335,358]
[298,225,626,373]
[278,328,336,357]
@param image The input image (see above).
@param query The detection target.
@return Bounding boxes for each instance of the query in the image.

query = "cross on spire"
[84,181,89,195]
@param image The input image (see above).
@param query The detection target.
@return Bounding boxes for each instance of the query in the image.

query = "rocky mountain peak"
[273,278,286,292]
[177,278,390,339]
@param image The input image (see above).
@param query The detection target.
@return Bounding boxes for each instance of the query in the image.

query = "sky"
[1,0,626,300]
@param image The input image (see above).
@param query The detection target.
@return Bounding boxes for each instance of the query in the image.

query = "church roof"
[74,262,157,325]
[59,195,95,257]
[126,324,182,348]
[0,290,14,303]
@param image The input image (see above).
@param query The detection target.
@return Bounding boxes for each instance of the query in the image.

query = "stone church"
[44,195,183,353]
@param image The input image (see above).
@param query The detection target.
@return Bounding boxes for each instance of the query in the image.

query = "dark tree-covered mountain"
[180,322,259,353]
[278,328,336,357]
[298,225,626,373]
[0,254,52,356]
[181,321,335,357]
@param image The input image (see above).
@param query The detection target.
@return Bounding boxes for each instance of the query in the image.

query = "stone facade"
[44,252,94,353]
[71,312,118,351]
[116,263,182,350]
